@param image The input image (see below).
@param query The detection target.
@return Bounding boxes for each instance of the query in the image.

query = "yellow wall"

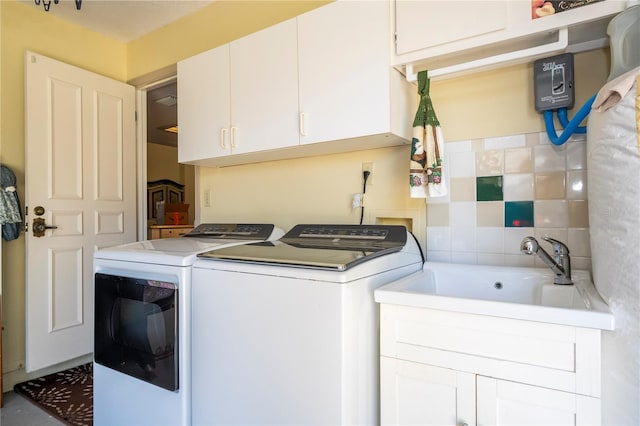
[432,49,610,141]
[197,50,610,231]
[0,0,330,390]
[147,143,196,225]
[127,0,330,80]
[1,0,612,391]
[0,0,127,389]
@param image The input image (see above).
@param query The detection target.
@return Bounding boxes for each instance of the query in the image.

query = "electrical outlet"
[362,162,374,185]
[203,189,211,207]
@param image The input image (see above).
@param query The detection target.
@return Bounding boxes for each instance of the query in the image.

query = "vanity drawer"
[380,304,601,396]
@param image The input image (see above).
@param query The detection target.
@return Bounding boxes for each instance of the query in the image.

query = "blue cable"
[556,108,587,134]
[543,93,596,145]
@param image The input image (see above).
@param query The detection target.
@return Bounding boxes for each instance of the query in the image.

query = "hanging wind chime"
[35,0,82,12]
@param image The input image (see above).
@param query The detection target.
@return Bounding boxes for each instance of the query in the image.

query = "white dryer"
[190,224,424,425]
[92,223,284,426]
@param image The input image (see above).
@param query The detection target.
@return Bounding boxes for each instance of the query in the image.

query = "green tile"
[476,176,503,201]
[505,201,534,227]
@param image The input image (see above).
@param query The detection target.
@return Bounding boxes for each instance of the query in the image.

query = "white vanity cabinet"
[297,0,412,147]
[379,304,603,425]
[381,358,477,425]
[177,19,298,164]
[394,0,626,78]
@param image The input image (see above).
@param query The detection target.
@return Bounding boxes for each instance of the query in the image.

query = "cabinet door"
[381,357,475,426]
[395,1,508,56]
[230,18,299,155]
[177,45,231,162]
[297,1,391,145]
[477,376,601,426]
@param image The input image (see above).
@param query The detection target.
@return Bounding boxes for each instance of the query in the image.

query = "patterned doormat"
[13,363,93,426]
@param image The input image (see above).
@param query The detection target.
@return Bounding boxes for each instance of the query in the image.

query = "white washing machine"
[190,224,424,425]
[92,223,284,426]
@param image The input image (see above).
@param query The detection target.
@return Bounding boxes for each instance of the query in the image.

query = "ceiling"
[147,82,178,147]
[25,0,215,42]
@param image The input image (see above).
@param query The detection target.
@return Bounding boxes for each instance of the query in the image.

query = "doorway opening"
[142,80,195,238]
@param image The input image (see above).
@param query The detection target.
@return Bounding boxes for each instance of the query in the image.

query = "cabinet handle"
[231,126,237,148]
[299,112,308,136]
[220,128,227,149]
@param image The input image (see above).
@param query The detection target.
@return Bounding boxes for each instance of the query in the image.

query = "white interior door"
[25,51,136,372]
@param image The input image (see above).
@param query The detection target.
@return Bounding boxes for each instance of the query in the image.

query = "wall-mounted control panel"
[533,53,575,112]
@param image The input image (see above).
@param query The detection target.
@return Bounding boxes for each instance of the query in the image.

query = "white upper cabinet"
[178,19,298,164]
[298,1,411,146]
[178,44,230,163]
[178,1,413,167]
[230,19,299,155]
[395,1,509,56]
[394,0,627,80]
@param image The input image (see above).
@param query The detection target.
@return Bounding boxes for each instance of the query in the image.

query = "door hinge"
[135,111,138,121]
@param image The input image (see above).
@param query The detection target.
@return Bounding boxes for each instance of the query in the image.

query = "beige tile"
[572,257,592,271]
[476,149,504,176]
[505,147,532,173]
[427,203,449,227]
[526,132,540,146]
[535,200,568,227]
[477,201,504,227]
[568,228,591,257]
[534,144,566,172]
[535,172,565,199]
[567,142,587,170]
[568,200,590,228]
[567,170,588,200]
[450,177,475,202]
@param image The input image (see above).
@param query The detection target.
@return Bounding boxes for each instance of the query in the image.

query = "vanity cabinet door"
[477,376,601,426]
[381,357,475,426]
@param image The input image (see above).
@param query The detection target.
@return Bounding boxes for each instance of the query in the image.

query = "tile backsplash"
[426,131,591,270]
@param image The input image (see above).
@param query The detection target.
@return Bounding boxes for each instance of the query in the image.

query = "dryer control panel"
[185,223,276,240]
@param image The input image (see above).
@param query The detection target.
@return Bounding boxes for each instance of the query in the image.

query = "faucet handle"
[542,236,570,255]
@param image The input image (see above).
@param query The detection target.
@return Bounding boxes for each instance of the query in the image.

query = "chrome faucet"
[520,236,573,285]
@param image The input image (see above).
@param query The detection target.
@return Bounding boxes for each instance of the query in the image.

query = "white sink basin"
[375,261,614,330]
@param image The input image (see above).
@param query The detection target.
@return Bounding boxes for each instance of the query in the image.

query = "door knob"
[32,217,58,237]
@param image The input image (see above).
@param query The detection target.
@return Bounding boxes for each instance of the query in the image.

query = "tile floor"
[1,391,65,425]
